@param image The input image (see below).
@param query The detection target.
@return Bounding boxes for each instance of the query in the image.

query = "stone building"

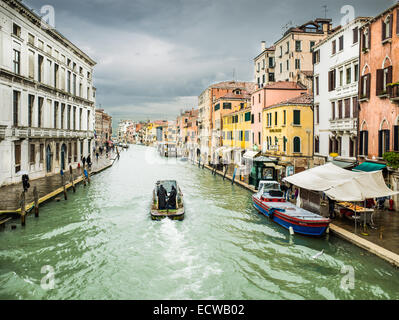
[95,108,112,147]
[253,41,275,88]
[0,0,96,186]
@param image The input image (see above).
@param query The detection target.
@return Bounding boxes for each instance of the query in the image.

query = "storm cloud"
[24,0,393,127]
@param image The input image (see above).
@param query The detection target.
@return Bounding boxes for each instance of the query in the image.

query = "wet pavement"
[0,153,115,212]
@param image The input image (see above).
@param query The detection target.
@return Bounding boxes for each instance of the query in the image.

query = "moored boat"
[151,180,184,220]
[252,181,330,236]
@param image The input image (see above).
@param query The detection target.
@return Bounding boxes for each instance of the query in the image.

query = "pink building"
[251,81,308,149]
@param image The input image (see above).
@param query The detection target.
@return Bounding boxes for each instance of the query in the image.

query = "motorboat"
[151,180,184,220]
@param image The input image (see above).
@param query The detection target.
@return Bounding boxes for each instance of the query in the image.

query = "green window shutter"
[293,110,301,125]
[245,112,251,122]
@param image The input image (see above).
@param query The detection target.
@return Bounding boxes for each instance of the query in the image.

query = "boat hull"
[151,208,184,221]
[253,196,329,237]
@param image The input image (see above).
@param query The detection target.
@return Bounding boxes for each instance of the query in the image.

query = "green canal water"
[0,145,398,299]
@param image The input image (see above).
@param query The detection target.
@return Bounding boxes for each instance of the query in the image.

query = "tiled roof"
[263,81,307,90]
[268,93,313,108]
[210,81,256,93]
[218,92,251,100]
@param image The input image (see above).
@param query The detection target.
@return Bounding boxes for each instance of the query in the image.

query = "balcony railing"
[329,118,357,131]
[8,127,93,139]
[388,83,399,101]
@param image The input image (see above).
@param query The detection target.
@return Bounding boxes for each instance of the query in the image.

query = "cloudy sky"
[24,0,393,127]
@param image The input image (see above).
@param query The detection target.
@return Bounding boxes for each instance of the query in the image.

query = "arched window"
[383,15,392,41]
[293,137,301,153]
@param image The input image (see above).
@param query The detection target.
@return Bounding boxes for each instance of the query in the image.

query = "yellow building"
[222,102,252,150]
[262,94,313,169]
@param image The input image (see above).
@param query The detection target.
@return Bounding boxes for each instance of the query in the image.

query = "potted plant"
[383,152,399,170]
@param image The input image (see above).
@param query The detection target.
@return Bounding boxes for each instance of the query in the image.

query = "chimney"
[261,41,266,51]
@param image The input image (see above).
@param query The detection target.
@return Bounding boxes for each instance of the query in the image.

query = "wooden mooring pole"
[33,186,39,218]
[61,171,67,200]
[69,165,76,193]
[20,191,26,226]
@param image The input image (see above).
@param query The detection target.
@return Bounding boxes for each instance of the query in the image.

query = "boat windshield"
[262,183,280,191]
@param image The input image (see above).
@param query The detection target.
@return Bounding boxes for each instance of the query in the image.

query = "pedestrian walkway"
[0,153,116,213]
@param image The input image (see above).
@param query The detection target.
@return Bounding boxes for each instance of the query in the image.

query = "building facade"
[95,108,112,147]
[254,41,275,88]
[0,0,96,186]
[313,17,370,166]
[274,18,333,88]
[262,94,314,173]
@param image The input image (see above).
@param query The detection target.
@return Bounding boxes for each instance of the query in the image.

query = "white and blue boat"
[252,181,330,237]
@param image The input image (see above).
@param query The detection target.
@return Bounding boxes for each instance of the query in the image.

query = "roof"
[353,162,386,172]
[209,81,256,93]
[216,92,251,100]
[267,93,313,109]
[264,81,307,90]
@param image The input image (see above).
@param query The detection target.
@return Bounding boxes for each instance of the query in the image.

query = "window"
[314,137,320,153]
[376,66,392,96]
[67,105,71,129]
[295,59,301,69]
[338,100,343,119]
[30,144,35,164]
[315,76,319,95]
[332,40,336,54]
[344,98,351,118]
[28,95,34,127]
[331,102,336,119]
[352,97,358,117]
[295,40,301,52]
[67,71,71,93]
[283,136,287,152]
[15,143,21,173]
[12,23,21,37]
[38,39,44,50]
[360,74,371,98]
[40,144,44,163]
[362,28,370,50]
[38,55,44,82]
[269,57,274,67]
[73,74,77,95]
[54,64,59,88]
[280,63,282,73]
[258,113,261,122]
[339,69,343,86]
[359,130,369,156]
[313,50,320,63]
[286,41,290,53]
[214,103,220,111]
[378,129,390,157]
[339,36,344,51]
[286,60,289,71]
[245,112,251,122]
[28,50,34,78]
[38,97,43,127]
[293,110,301,125]
[310,41,315,51]
[293,137,301,153]
[13,49,20,74]
[13,91,20,126]
[54,102,59,128]
[274,111,277,125]
[346,66,352,84]
[328,69,336,91]
[353,27,359,44]
[61,104,65,129]
[283,110,286,125]
[223,103,231,109]
[315,105,319,124]
[382,14,393,41]
[258,132,261,145]
[269,73,275,82]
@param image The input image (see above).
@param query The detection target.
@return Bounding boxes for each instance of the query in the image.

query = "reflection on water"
[0,145,398,300]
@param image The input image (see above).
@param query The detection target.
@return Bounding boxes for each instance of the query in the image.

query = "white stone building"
[313,17,370,166]
[0,0,96,186]
[253,41,275,88]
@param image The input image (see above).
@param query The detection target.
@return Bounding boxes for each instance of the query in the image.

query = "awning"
[283,163,397,201]
[243,150,260,160]
[352,162,386,172]
[331,159,356,169]
[253,156,278,163]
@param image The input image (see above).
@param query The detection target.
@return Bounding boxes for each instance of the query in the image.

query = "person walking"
[87,155,92,170]
[96,152,99,162]
[82,156,86,168]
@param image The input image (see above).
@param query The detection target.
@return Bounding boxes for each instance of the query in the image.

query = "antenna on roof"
[322,5,328,19]
[282,21,293,34]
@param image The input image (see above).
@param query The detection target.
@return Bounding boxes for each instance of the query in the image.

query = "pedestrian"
[328,197,336,219]
[167,186,177,209]
[87,155,92,169]
[82,156,86,168]
[280,183,288,199]
[294,188,298,199]
[96,152,99,162]
[157,184,167,210]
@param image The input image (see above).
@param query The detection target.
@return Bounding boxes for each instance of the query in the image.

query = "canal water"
[1,145,398,299]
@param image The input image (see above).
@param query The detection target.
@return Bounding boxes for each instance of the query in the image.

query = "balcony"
[329,118,357,132]
[388,83,399,102]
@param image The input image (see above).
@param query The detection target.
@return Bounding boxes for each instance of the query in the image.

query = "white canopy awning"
[283,163,398,201]
[243,150,260,160]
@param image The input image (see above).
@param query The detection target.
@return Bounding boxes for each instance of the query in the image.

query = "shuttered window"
[339,36,344,51]
[293,110,300,125]
[293,137,301,153]
[338,100,343,119]
[13,90,19,127]
[328,70,336,91]
[331,102,335,120]
[352,97,358,117]
[353,27,359,44]
[378,129,390,157]
[394,125,399,151]
[30,144,35,164]
[360,74,371,99]
[28,50,35,79]
[344,98,351,118]
[223,103,231,109]
[15,143,21,173]
[359,131,369,156]
[244,112,251,122]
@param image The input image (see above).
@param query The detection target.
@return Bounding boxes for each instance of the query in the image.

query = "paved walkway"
[0,152,116,213]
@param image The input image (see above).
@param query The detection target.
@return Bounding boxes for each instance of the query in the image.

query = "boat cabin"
[257,180,285,202]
